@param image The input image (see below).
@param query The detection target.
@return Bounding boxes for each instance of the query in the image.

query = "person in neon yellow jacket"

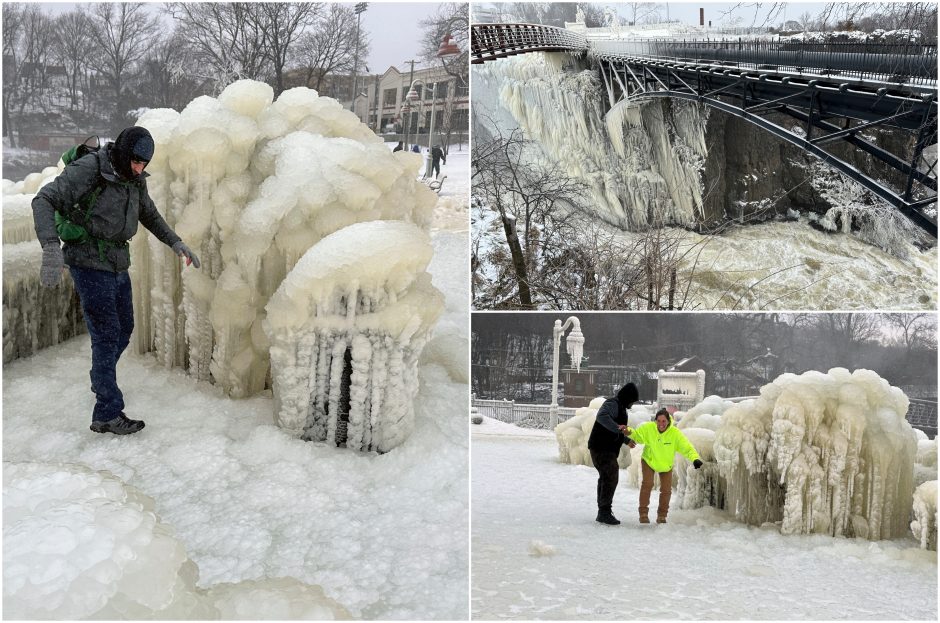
[625,408,703,524]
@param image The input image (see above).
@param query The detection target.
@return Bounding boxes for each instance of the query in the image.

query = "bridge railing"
[590,38,938,85]
[472,23,589,63]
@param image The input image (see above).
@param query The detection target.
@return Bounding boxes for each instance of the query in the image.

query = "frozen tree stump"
[265,221,443,453]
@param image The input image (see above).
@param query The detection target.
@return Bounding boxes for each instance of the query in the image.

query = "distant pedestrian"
[587,382,639,525]
[393,141,404,152]
[411,143,420,153]
[31,126,201,436]
[626,408,703,524]
[431,144,446,178]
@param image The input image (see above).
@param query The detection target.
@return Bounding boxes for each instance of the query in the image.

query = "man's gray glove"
[172,241,200,268]
[40,242,64,287]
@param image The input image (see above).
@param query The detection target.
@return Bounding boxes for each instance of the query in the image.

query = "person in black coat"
[430,144,446,178]
[587,382,639,525]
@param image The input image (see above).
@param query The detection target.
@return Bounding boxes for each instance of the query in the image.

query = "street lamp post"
[349,3,368,112]
[405,79,437,178]
[550,316,585,429]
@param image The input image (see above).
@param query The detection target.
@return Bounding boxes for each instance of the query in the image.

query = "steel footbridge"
[472,23,938,236]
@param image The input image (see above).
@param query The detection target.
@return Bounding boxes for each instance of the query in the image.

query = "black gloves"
[693,459,703,469]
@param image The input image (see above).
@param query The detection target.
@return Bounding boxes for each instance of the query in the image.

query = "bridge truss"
[472,24,938,236]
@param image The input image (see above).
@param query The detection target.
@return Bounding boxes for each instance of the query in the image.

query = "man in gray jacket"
[32,126,200,435]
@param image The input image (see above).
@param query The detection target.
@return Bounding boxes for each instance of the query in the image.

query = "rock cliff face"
[476,53,925,235]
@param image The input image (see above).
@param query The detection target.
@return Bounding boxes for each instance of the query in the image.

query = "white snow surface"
[2,226,469,619]
[472,423,938,620]
[2,463,351,620]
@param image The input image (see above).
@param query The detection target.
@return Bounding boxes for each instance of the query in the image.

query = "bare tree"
[52,10,93,112]
[293,4,368,93]
[166,2,270,92]
[419,3,469,87]
[885,313,935,355]
[623,3,664,26]
[86,2,159,130]
[2,3,56,146]
[138,30,207,110]
[249,2,321,96]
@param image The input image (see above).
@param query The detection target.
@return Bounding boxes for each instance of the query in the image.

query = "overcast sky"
[30,1,460,74]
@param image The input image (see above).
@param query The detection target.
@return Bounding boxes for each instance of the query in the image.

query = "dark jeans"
[432,159,442,178]
[590,448,620,511]
[69,266,134,423]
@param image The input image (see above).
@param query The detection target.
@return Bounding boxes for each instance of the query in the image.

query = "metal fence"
[908,398,938,437]
[589,38,938,85]
[472,23,589,63]
[472,397,578,429]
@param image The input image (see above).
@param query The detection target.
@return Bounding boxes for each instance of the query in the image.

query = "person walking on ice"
[32,126,201,435]
[626,408,703,524]
[587,382,639,525]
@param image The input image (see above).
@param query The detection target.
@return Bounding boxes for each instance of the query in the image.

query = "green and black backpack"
[54,135,107,243]
[55,135,129,262]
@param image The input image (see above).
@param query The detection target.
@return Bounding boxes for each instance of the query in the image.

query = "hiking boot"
[596,509,620,525]
[90,413,145,435]
[639,515,650,524]
[656,516,667,524]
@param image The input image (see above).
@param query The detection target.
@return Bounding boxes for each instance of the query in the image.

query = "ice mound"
[910,481,937,551]
[3,462,353,619]
[528,540,556,557]
[132,79,437,399]
[554,396,652,468]
[673,427,726,510]
[265,221,443,452]
[676,395,734,430]
[2,462,212,619]
[713,368,918,539]
[914,439,938,487]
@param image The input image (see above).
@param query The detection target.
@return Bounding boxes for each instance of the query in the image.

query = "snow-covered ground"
[471,418,938,620]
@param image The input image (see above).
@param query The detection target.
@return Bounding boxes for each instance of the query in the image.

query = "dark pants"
[432,158,442,178]
[639,459,673,520]
[69,266,134,423]
[590,448,620,511]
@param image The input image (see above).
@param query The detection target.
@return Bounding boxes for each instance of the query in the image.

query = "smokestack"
[700,7,705,26]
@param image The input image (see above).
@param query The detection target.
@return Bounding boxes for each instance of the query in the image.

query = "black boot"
[90,413,145,435]
[596,506,620,525]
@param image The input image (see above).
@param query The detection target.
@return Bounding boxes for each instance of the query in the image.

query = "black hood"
[111,126,153,180]
[616,383,639,408]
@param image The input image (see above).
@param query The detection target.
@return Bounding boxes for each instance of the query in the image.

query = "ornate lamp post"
[550,316,585,429]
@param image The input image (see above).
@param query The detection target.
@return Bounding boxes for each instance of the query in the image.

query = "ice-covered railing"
[264,221,443,453]
[714,368,918,540]
[471,23,589,64]
[133,80,436,400]
[588,39,938,86]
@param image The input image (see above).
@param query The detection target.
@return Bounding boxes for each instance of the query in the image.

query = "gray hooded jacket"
[32,144,180,272]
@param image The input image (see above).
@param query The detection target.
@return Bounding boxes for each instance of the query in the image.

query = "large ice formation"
[554,397,652,468]
[914,436,938,487]
[133,80,436,401]
[713,368,918,539]
[910,480,937,551]
[475,53,707,229]
[264,220,443,451]
[2,462,350,619]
